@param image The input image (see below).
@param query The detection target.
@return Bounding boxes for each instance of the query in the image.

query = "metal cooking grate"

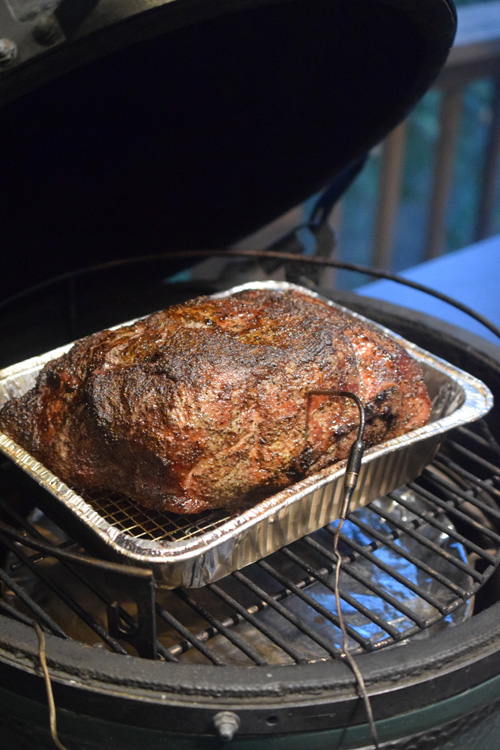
[0,420,499,666]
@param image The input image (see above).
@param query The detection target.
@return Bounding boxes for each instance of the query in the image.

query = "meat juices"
[0,289,432,514]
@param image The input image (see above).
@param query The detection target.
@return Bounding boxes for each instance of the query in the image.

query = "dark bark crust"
[0,289,431,513]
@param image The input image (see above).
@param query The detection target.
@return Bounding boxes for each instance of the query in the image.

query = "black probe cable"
[308,389,379,749]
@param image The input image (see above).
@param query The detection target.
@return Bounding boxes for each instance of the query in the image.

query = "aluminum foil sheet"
[0,281,494,587]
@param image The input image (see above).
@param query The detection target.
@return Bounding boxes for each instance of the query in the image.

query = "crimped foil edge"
[0,281,493,586]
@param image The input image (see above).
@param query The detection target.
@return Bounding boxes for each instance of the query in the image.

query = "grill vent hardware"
[0,420,499,665]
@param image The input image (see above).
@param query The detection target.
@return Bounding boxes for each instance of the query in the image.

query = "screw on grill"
[0,39,18,66]
[213,711,240,741]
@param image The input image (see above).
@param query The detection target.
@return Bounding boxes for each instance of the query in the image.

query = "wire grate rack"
[0,419,499,666]
[84,491,231,542]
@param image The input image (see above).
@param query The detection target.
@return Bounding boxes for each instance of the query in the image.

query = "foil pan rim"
[0,281,494,574]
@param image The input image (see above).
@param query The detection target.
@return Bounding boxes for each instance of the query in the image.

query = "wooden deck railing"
[372,2,500,269]
[235,2,500,283]
[367,0,500,270]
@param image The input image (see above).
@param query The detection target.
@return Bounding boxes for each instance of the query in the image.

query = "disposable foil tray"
[0,282,493,587]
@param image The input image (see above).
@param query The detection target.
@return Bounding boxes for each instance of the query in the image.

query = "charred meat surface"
[0,288,431,514]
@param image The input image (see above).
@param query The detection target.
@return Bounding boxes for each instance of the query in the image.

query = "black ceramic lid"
[0,0,456,293]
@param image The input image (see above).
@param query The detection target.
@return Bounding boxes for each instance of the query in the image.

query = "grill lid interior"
[0,0,456,295]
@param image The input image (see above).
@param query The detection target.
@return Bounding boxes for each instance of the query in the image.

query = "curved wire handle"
[2,249,498,343]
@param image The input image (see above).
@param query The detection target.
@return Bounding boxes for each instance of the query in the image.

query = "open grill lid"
[0,0,456,294]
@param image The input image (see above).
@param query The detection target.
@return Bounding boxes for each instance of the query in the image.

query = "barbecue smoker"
[3,1,500,749]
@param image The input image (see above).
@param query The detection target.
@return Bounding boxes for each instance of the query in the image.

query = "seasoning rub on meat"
[0,288,432,514]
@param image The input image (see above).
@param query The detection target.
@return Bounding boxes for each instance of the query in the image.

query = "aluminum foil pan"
[0,281,493,588]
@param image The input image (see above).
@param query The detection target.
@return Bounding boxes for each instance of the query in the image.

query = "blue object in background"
[356,234,500,345]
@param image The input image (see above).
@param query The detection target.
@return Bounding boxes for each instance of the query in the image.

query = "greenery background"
[334,0,500,289]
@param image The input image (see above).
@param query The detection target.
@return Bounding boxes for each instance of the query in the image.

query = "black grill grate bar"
[0,529,129,653]
[0,562,68,638]
[305,532,436,628]
[174,589,267,666]
[280,546,404,640]
[8,540,78,573]
[0,493,50,536]
[168,581,309,665]
[257,558,374,651]
[155,602,224,665]
[207,582,308,664]
[0,483,82,573]
[455,424,500,454]
[0,498,148,639]
[449,436,500,478]
[324,526,452,616]
[375,497,488,579]
[418,466,500,535]
[438,444,500,494]
[0,596,50,629]
[432,455,500,515]
[234,569,339,660]
[346,515,471,600]
[0,518,158,654]
[154,642,178,663]
[404,484,499,565]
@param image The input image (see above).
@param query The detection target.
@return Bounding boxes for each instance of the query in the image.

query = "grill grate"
[0,420,499,666]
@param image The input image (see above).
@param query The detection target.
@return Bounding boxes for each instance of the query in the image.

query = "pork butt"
[0,288,432,514]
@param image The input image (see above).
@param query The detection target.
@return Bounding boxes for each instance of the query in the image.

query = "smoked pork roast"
[0,288,432,514]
